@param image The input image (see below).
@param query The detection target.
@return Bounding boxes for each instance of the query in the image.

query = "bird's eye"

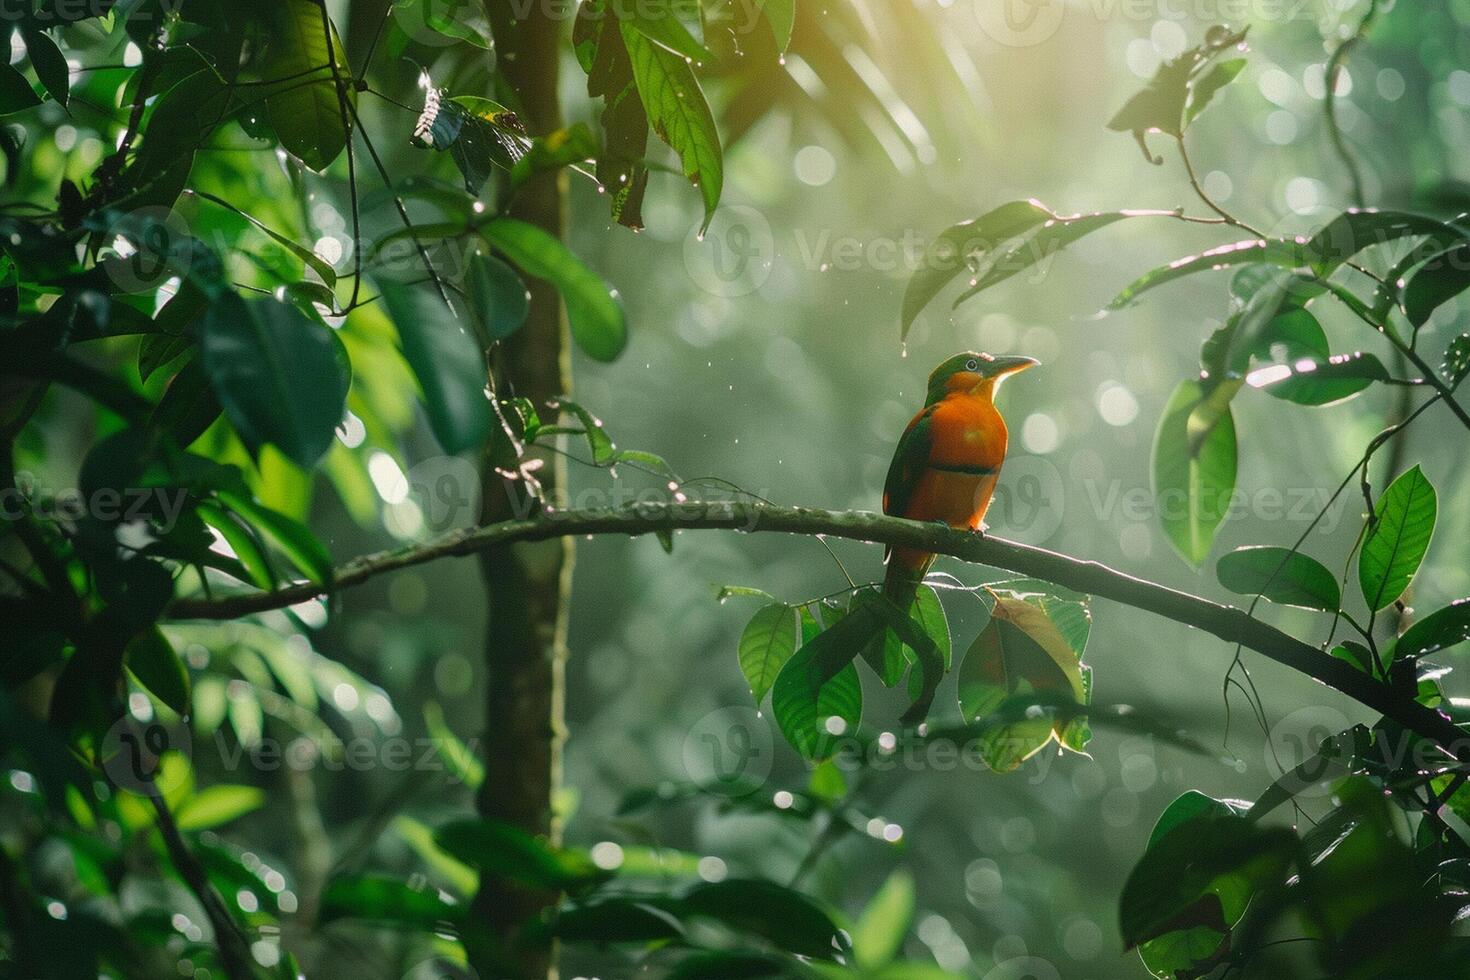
[964,359,979,371]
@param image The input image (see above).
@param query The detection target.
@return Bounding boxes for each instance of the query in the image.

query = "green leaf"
[1303,209,1465,275]
[0,64,41,115]
[1122,793,1293,976]
[771,607,874,759]
[196,502,276,589]
[950,208,1137,313]
[578,4,652,229]
[263,0,353,172]
[1442,333,1470,387]
[480,218,628,361]
[1249,351,1390,406]
[1106,26,1249,162]
[434,818,606,890]
[1330,640,1377,677]
[510,123,600,189]
[1107,239,1307,310]
[23,29,70,107]
[1394,599,1470,660]
[681,879,843,959]
[1359,464,1437,611]
[391,0,491,48]
[902,201,1052,340]
[1152,380,1237,567]
[548,398,616,464]
[216,489,334,586]
[126,628,190,716]
[738,603,797,703]
[1403,242,1470,327]
[1216,546,1340,610]
[622,0,711,63]
[1183,57,1245,126]
[853,870,915,970]
[620,22,722,233]
[187,190,337,290]
[422,701,483,789]
[761,0,795,50]
[858,590,946,724]
[175,785,265,831]
[957,593,1090,772]
[436,96,532,192]
[318,874,461,928]
[466,251,529,342]
[376,278,493,455]
[198,293,350,468]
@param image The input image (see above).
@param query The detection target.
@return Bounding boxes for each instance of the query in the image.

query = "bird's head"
[926,351,1039,403]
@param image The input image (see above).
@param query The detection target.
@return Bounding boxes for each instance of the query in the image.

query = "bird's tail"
[881,547,935,613]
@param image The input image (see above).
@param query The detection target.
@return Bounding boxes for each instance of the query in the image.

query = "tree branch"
[166,502,1470,758]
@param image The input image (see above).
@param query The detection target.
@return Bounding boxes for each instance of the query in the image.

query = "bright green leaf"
[1359,464,1436,611]
[620,23,722,233]
[480,218,628,361]
[738,603,797,703]
[1152,380,1237,567]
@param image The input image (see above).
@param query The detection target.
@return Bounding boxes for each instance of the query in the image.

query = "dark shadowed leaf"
[957,593,1090,772]
[682,879,843,959]
[376,279,493,455]
[1216,546,1340,610]
[1304,209,1464,275]
[1403,242,1470,326]
[0,64,41,115]
[125,628,190,716]
[198,293,350,467]
[771,606,874,759]
[23,30,70,107]
[902,201,1051,338]
[434,818,606,890]
[1121,792,1293,977]
[1250,351,1390,406]
[467,251,530,342]
[263,0,353,172]
[1393,599,1470,661]
[319,874,461,928]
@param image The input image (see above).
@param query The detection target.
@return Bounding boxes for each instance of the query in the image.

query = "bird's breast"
[927,394,1007,470]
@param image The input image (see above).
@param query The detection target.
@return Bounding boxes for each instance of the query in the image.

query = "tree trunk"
[473,6,570,979]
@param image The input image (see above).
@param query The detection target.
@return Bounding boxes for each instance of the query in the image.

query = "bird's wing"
[882,405,935,521]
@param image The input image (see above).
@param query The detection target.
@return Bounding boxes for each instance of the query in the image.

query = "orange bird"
[881,351,1038,610]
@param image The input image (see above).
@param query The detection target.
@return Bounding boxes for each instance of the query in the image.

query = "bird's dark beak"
[990,355,1040,376]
